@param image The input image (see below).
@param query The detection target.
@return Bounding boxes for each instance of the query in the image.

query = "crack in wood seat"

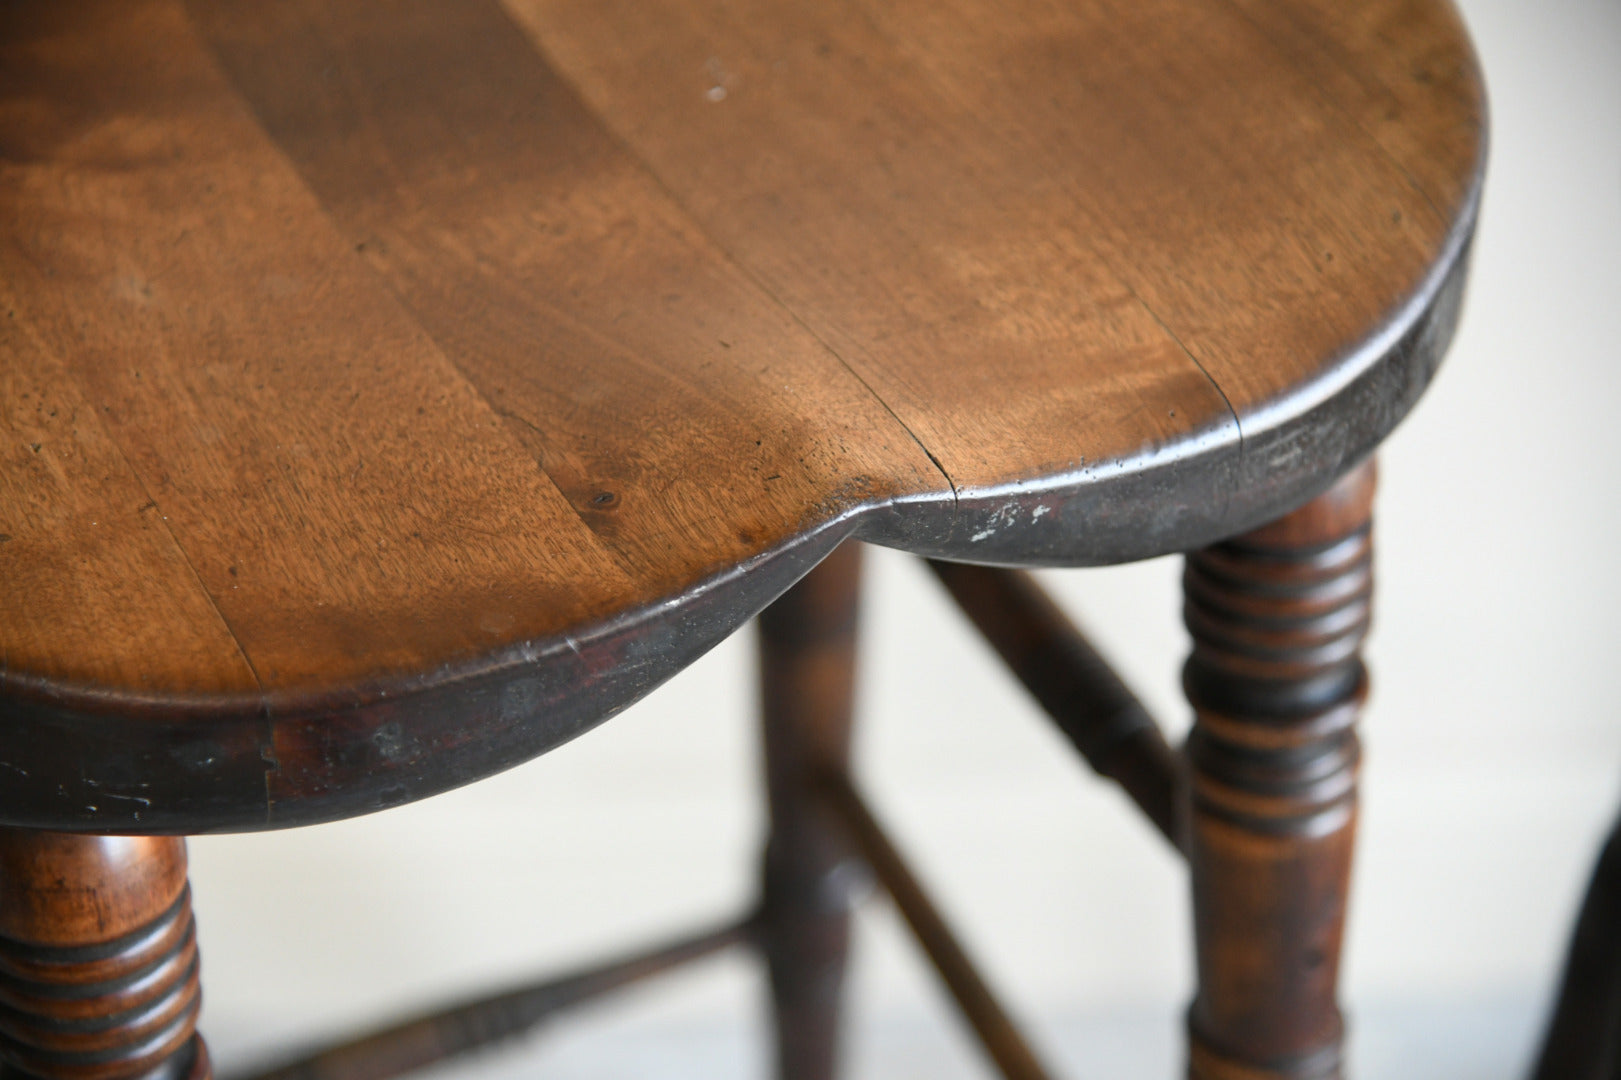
[0,0,1483,833]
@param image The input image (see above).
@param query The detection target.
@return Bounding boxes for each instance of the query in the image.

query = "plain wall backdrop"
[187,0,1621,1076]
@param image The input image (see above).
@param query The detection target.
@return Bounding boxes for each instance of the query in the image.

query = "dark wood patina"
[757,543,863,1080]
[1183,463,1376,1080]
[0,832,210,1080]
[0,0,1481,833]
[0,0,1497,1077]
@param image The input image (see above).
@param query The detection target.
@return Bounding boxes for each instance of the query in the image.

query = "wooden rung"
[226,915,756,1080]
[926,559,1184,850]
[817,770,1062,1080]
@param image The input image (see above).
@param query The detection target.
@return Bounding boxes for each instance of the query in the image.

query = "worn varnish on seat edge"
[0,0,1483,831]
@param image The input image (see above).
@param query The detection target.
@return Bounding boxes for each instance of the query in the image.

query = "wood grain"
[506,0,1483,538]
[0,832,209,1080]
[0,0,1482,831]
[1182,462,1375,1080]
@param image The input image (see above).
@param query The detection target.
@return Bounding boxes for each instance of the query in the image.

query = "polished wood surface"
[1183,462,1375,1080]
[0,832,209,1080]
[0,0,1482,831]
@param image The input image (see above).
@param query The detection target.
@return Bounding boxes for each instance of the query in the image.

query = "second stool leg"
[0,830,210,1080]
[1182,463,1377,1080]
[758,542,863,1080]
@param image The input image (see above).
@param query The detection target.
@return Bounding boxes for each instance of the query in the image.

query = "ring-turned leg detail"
[1182,462,1376,1080]
[758,542,864,1080]
[0,832,209,1080]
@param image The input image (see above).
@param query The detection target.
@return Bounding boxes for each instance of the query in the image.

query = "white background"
[190,0,1621,1075]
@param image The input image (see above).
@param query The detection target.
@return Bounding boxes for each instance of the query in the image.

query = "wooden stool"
[0,1,1489,1077]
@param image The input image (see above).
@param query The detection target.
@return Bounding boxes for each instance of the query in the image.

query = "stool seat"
[0,0,1482,832]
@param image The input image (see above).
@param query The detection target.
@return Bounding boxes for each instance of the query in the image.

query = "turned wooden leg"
[758,542,863,1080]
[1182,462,1376,1080]
[0,831,209,1080]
